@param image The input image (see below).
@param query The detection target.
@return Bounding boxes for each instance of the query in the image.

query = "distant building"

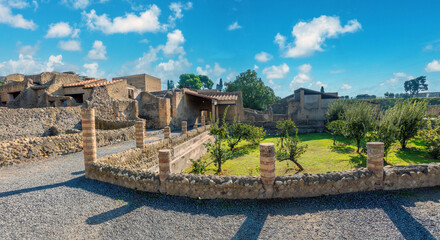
[112,74,161,92]
[417,92,440,98]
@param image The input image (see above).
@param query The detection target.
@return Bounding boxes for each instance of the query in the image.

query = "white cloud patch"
[330,69,345,74]
[341,83,352,90]
[254,51,272,63]
[290,63,312,90]
[196,62,226,79]
[268,79,281,90]
[275,15,361,58]
[253,65,259,70]
[58,40,81,51]
[83,5,164,34]
[162,29,185,55]
[380,72,414,87]
[0,54,75,75]
[0,3,37,30]
[227,21,241,31]
[17,41,39,56]
[168,2,192,28]
[82,62,104,78]
[6,0,29,9]
[425,59,440,72]
[262,63,289,79]
[46,22,72,38]
[87,40,107,60]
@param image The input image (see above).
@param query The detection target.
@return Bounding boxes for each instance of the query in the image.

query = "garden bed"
[184,133,438,176]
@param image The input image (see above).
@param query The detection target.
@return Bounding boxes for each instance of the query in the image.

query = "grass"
[184,133,438,176]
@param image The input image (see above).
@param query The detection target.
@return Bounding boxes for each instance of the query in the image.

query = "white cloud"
[254,51,273,63]
[139,39,149,44]
[71,28,80,38]
[330,69,345,74]
[226,71,237,81]
[227,21,242,31]
[380,72,414,87]
[162,29,185,55]
[268,79,281,90]
[253,65,259,70]
[425,59,440,72]
[196,62,226,79]
[82,62,104,78]
[168,2,192,28]
[290,63,312,90]
[87,40,107,60]
[262,63,289,79]
[6,0,29,9]
[83,5,164,34]
[17,41,39,56]
[315,81,327,88]
[341,83,352,90]
[61,0,90,9]
[58,40,81,51]
[46,22,72,38]
[0,3,37,30]
[0,54,71,75]
[275,15,361,58]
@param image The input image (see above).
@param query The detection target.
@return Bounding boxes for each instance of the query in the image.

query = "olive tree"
[343,101,377,153]
[276,133,308,171]
[327,120,346,145]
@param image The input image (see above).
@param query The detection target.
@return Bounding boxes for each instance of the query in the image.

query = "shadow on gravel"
[1,175,439,239]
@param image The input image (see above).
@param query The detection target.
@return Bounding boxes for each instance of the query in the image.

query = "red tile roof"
[185,89,239,101]
[84,79,123,88]
[63,78,106,88]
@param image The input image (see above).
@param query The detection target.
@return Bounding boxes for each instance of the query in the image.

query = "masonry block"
[159,149,171,183]
[260,143,275,197]
[81,108,97,177]
[135,120,145,149]
[367,142,384,188]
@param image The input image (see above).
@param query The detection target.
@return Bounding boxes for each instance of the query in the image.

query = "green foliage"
[177,74,203,89]
[366,109,398,158]
[276,134,308,171]
[419,119,440,159]
[225,69,278,110]
[227,121,266,150]
[206,106,231,173]
[384,92,395,98]
[346,97,440,111]
[327,120,346,145]
[404,76,428,96]
[189,159,208,174]
[216,78,223,92]
[356,94,376,99]
[199,75,213,89]
[167,80,175,90]
[388,99,428,149]
[326,100,348,122]
[276,119,297,147]
[343,101,377,153]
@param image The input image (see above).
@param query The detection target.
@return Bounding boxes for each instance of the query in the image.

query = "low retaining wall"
[0,126,135,167]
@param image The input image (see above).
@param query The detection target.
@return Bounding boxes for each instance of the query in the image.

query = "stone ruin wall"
[428,105,440,116]
[0,106,82,141]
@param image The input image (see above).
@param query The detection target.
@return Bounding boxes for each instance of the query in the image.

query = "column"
[201,115,205,127]
[260,143,276,197]
[81,108,97,177]
[181,121,187,134]
[367,142,384,187]
[159,149,171,182]
[211,103,216,124]
[135,120,145,149]
[164,126,171,139]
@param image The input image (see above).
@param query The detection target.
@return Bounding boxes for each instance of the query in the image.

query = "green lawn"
[184,133,438,176]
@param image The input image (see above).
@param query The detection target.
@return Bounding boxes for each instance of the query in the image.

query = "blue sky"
[0,0,439,98]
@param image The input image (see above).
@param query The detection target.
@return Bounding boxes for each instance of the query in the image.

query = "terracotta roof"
[63,78,106,88]
[202,92,239,101]
[84,79,123,88]
[185,89,239,101]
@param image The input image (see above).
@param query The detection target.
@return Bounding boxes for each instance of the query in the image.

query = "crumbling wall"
[0,106,82,141]
[428,105,440,116]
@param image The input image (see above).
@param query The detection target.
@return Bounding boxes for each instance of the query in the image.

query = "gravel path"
[1,139,440,239]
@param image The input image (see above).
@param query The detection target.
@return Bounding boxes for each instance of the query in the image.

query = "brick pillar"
[159,149,171,182]
[81,108,97,177]
[201,115,205,127]
[164,126,171,139]
[135,120,145,149]
[260,143,276,197]
[367,142,384,187]
[181,121,187,134]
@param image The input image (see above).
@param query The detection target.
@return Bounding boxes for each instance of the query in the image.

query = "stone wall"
[0,126,135,167]
[428,105,440,116]
[0,106,82,141]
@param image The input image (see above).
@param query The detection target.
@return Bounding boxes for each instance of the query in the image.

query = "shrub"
[343,101,377,153]
[275,132,308,171]
[366,109,398,158]
[276,119,297,147]
[388,99,427,149]
[419,118,440,159]
[326,100,348,122]
[207,106,231,174]
[327,120,346,145]
[189,159,208,174]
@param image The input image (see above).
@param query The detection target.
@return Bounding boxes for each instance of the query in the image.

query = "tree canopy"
[404,76,428,96]
[177,74,213,90]
[225,69,278,110]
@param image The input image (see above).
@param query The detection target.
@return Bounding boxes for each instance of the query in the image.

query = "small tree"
[419,119,440,159]
[404,76,428,96]
[276,132,308,171]
[388,99,427,149]
[276,119,297,147]
[343,101,377,153]
[206,106,231,173]
[326,100,348,122]
[366,109,398,159]
[199,75,213,89]
[227,121,266,150]
[327,120,346,145]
